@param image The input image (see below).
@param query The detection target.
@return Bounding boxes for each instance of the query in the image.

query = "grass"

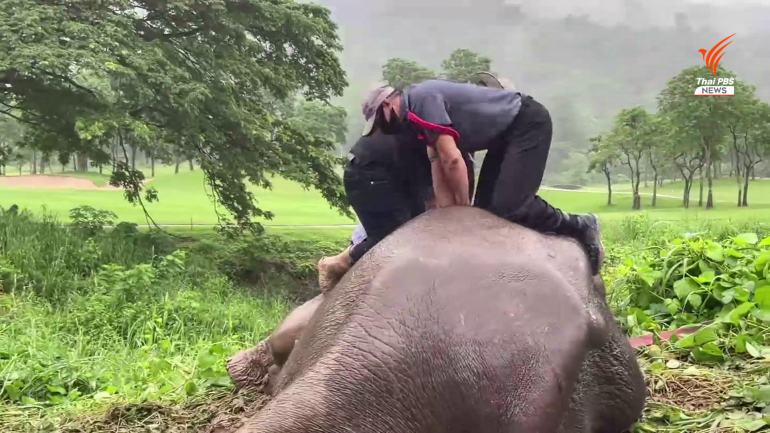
[3,165,770,226]
[0,165,354,226]
[0,208,347,432]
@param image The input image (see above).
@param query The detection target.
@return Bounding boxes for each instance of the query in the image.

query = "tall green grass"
[0,208,344,432]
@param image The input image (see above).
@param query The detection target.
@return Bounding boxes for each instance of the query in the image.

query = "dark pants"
[473,96,579,237]
[344,162,419,264]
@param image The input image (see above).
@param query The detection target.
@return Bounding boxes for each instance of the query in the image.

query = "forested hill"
[318,0,770,143]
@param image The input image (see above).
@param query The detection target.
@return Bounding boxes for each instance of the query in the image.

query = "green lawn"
[0,166,355,226]
[2,167,769,226]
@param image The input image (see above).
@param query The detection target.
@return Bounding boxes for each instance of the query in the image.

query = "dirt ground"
[0,175,134,190]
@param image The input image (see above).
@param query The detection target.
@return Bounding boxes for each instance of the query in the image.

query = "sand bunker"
[0,175,155,190]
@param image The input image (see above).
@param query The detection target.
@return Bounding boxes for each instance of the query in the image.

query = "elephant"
[230,206,646,433]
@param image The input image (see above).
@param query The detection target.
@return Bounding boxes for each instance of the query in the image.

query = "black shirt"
[348,132,432,213]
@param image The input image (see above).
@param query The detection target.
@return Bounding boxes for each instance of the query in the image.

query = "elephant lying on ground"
[232,206,646,433]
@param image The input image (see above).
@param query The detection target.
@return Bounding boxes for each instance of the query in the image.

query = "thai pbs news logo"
[694,33,735,96]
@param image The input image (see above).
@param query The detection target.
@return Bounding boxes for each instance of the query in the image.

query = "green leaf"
[676,326,718,348]
[695,271,716,284]
[751,309,770,322]
[184,381,197,396]
[748,386,770,403]
[698,260,715,275]
[692,342,725,362]
[665,298,681,315]
[759,236,770,247]
[705,242,725,262]
[47,385,66,395]
[721,288,736,304]
[738,419,767,432]
[687,293,703,309]
[197,353,218,371]
[755,286,770,309]
[735,287,751,302]
[756,251,770,272]
[638,266,662,287]
[735,233,759,246]
[674,278,699,300]
[725,302,756,326]
[726,248,745,258]
[746,341,762,358]
[736,334,748,353]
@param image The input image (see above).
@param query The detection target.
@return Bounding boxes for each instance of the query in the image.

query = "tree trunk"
[175,156,181,174]
[99,164,103,174]
[652,173,658,207]
[735,161,742,207]
[743,166,751,206]
[77,154,89,172]
[131,147,137,170]
[188,158,194,171]
[151,156,155,177]
[604,168,612,206]
[706,161,714,209]
[751,167,756,180]
[31,150,37,174]
[698,167,704,207]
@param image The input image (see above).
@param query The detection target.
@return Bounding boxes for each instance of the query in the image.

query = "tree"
[658,65,735,210]
[1,0,351,232]
[737,100,770,206]
[608,107,651,210]
[0,118,23,175]
[441,49,492,83]
[644,114,670,207]
[286,99,348,152]
[587,135,618,206]
[382,58,437,90]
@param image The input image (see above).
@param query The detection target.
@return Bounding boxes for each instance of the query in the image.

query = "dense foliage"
[0,0,352,231]
[0,206,347,431]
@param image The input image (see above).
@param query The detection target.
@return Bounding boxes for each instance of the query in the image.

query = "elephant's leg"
[227,294,324,391]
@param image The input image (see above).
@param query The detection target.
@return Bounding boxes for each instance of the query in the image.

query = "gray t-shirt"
[402,80,523,153]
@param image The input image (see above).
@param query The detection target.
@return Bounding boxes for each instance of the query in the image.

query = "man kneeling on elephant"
[365,78,605,275]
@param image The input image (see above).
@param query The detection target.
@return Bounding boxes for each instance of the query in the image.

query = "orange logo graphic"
[698,33,735,77]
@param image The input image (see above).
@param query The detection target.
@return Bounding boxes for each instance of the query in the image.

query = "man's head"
[361,85,404,136]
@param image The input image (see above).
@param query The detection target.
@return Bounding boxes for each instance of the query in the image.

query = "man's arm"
[427,146,456,208]
[435,134,470,206]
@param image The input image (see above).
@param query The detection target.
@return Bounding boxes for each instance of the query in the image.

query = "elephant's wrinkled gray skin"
[236,206,646,433]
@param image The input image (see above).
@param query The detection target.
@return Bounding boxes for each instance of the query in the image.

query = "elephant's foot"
[227,340,273,391]
[318,247,353,293]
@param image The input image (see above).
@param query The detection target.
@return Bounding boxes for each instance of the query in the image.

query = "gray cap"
[361,84,396,136]
[470,71,515,91]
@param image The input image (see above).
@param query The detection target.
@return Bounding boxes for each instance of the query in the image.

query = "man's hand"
[435,135,470,206]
